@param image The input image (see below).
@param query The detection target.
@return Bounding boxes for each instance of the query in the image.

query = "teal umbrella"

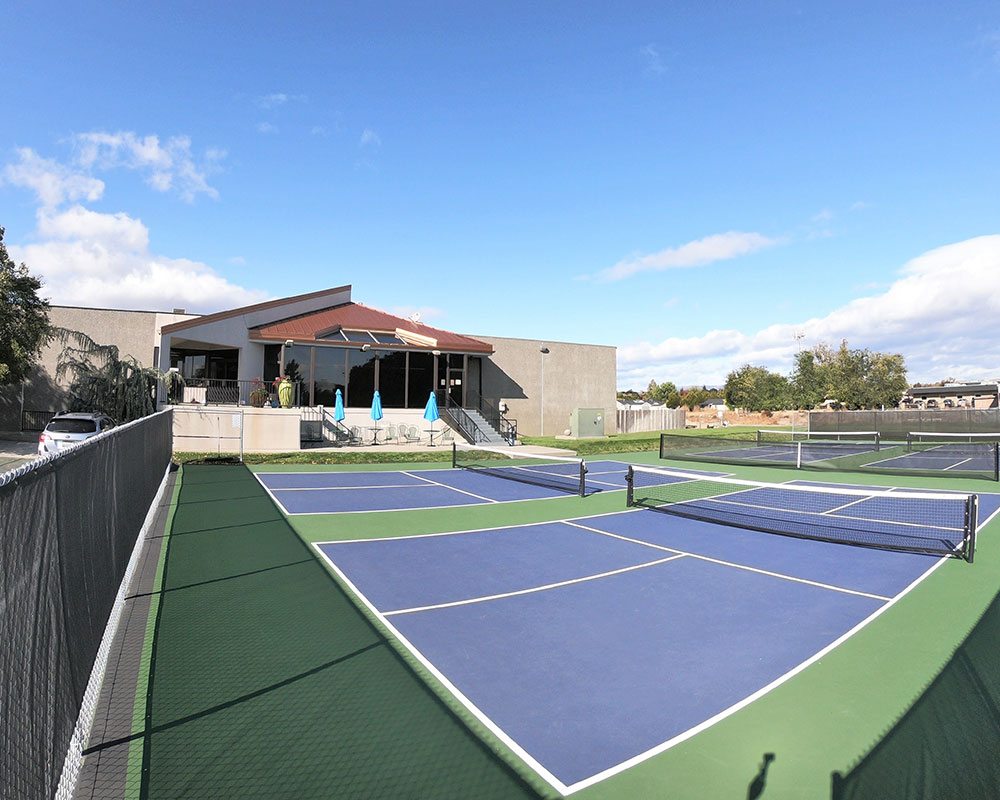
[334,388,345,422]
[370,391,383,422]
[423,392,440,446]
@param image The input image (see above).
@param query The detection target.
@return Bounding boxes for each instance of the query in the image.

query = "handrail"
[465,387,517,445]
[439,402,487,444]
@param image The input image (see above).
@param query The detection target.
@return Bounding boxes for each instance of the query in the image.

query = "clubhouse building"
[1,285,617,450]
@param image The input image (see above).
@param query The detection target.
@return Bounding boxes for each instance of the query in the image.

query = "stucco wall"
[474,335,617,437]
[0,306,194,431]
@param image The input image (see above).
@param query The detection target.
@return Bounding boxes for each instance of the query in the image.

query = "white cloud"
[256,122,279,134]
[849,200,871,212]
[255,93,288,108]
[639,44,666,74]
[616,235,1000,388]
[811,209,835,222]
[599,231,780,282]
[71,131,221,201]
[3,148,105,208]
[360,128,381,148]
[11,208,268,312]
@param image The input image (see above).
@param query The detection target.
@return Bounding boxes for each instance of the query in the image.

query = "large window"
[407,352,434,408]
[378,351,406,408]
[284,345,311,402]
[347,349,377,407]
[314,347,346,407]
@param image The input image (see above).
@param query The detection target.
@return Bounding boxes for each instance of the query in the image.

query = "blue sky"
[3,1,1000,388]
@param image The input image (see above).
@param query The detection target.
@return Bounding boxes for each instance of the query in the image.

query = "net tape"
[452,443,587,496]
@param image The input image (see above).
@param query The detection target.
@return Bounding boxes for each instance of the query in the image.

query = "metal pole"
[539,346,549,436]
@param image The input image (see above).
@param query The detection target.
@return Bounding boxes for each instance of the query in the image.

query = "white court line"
[310,542,573,796]
[271,483,435,491]
[563,521,892,602]
[822,496,872,515]
[943,457,973,471]
[311,513,946,795]
[564,554,950,794]
[384,554,685,616]
[402,470,499,502]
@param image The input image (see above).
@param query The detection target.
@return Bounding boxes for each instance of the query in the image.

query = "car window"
[47,419,98,434]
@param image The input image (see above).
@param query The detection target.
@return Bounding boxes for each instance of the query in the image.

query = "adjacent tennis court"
[313,478,1000,793]
[255,458,722,514]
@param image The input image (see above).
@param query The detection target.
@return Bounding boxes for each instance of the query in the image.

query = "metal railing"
[160,378,305,408]
[466,387,517,445]
[21,409,57,431]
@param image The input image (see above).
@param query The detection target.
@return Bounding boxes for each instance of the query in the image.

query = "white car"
[37,413,116,455]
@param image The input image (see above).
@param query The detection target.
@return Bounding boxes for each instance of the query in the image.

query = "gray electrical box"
[569,408,605,438]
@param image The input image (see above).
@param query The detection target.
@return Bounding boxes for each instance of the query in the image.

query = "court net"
[626,464,978,561]
[659,432,999,482]
[452,442,587,496]
[756,429,881,445]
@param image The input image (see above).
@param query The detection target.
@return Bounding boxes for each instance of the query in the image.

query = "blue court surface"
[256,460,709,514]
[865,447,998,474]
[696,441,874,464]
[313,486,1000,793]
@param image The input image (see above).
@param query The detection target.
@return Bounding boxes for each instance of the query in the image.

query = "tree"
[789,350,827,410]
[55,329,179,423]
[646,379,678,405]
[724,364,790,412]
[0,226,52,385]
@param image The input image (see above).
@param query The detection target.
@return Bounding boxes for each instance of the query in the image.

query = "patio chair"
[440,428,454,444]
[384,424,398,444]
[401,424,421,444]
[349,425,364,446]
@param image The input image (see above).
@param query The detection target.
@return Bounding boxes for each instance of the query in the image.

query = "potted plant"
[249,378,269,407]
[275,375,293,408]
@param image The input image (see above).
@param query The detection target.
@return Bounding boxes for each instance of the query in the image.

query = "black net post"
[965,496,978,563]
[994,443,999,483]
[579,461,587,498]
[451,441,457,468]
[625,465,635,507]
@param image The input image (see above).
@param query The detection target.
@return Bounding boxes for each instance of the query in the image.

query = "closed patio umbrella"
[334,388,345,422]
[423,391,440,446]
[370,391,384,444]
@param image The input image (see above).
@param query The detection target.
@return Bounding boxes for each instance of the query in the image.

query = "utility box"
[570,408,605,438]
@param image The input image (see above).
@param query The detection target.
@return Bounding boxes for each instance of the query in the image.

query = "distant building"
[903,382,999,410]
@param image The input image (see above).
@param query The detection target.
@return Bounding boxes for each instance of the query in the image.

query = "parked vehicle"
[37,413,116,455]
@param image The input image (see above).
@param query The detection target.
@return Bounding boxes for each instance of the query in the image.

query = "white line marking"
[403,470,499,502]
[561,554,949,793]
[310,542,573,795]
[384,555,686,616]
[563,521,892,602]
[273,483,434,491]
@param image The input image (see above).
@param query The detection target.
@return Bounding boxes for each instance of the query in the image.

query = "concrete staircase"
[463,409,512,446]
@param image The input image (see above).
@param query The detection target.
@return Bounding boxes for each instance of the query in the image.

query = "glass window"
[372,332,403,345]
[185,354,206,379]
[284,345,310,403]
[46,418,97,433]
[407,352,434,408]
[347,349,377,407]
[263,345,281,384]
[314,347,346,407]
[379,351,406,408]
[343,331,376,342]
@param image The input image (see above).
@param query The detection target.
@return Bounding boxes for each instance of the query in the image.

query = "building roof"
[160,285,352,334]
[251,302,494,354]
[907,383,999,397]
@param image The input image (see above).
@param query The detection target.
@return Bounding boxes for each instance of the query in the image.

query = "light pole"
[793,331,804,437]
[539,346,549,436]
